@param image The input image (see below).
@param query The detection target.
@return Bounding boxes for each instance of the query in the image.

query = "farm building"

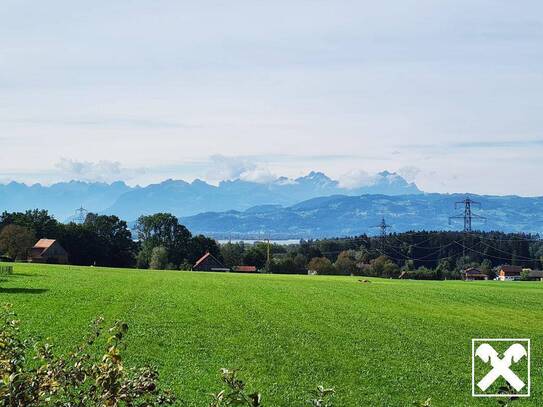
[462,267,488,281]
[232,265,257,273]
[193,252,229,272]
[496,265,523,281]
[28,239,68,264]
[523,270,543,281]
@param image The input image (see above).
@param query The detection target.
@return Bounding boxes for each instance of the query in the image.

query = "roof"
[32,239,57,249]
[193,252,226,269]
[497,265,523,274]
[233,266,257,272]
[194,252,212,268]
[528,270,543,278]
[463,267,483,274]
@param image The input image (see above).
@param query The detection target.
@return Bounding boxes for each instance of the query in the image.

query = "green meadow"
[1,263,542,406]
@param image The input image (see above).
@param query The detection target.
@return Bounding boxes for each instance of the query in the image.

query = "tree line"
[220,231,543,279]
[1,210,542,279]
[0,210,220,269]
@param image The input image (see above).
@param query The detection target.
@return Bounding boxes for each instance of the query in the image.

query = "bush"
[209,369,334,407]
[404,267,437,280]
[268,258,305,274]
[0,225,36,261]
[307,257,336,275]
[0,304,175,406]
[149,246,169,270]
[334,250,358,275]
[1,304,337,406]
[369,256,400,278]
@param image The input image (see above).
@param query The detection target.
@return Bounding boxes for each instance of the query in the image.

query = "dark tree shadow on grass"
[10,273,44,277]
[0,287,48,294]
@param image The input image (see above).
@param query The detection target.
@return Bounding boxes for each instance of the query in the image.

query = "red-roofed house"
[233,265,257,273]
[192,252,229,272]
[28,239,68,264]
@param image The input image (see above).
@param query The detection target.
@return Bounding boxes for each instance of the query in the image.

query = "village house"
[496,265,523,281]
[523,269,543,281]
[232,265,257,273]
[192,252,229,272]
[462,267,488,281]
[28,239,69,264]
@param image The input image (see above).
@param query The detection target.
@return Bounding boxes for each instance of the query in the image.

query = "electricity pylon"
[75,205,88,224]
[449,196,485,232]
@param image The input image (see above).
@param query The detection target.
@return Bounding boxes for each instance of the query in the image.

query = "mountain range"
[1,172,542,238]
[0,171,420,221]
[183,193,543,238]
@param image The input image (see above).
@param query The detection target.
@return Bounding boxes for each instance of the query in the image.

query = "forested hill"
[182,193,543,239]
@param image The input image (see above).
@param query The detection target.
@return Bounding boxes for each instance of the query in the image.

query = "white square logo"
[472,339,530,398]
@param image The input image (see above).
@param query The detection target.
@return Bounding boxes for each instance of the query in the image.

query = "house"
[28,239,68,264]
[524,270,543,281]
[232,265,257,273]
[192,252,229,272]
[462,267,488,281]
[496,265,523,281]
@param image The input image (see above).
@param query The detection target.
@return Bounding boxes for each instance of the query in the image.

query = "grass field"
[1,263,542,406]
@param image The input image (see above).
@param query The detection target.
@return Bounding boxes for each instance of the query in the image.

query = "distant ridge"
[182,193,543,239]
[0,171,420,221]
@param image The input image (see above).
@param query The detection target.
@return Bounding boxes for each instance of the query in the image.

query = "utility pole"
[266,237,271,272]
[75,205,88,224]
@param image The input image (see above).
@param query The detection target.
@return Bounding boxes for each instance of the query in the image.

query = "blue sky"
[1,1,542,195]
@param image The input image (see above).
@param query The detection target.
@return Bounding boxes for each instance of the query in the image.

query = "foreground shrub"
[0,304,175,406]
[209,369,334,407]
[1,304,336,406]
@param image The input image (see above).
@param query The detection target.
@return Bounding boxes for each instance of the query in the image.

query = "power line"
[453,240,541,263]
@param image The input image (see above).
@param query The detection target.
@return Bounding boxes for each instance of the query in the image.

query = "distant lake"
[218,239,301,246]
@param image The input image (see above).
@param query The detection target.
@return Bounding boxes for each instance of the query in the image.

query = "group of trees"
[0,210,137,267]
[0,210,219,270]
[2,209,542,280]
[134,213,219,270]
[218,232,543,279]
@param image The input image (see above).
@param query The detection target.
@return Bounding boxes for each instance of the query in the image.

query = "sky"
[1,1,542,195]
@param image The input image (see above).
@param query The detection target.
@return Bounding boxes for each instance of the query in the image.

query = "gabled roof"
[194,252,211,268]
[193,252,226,269]
[497,265,523,274]
[33,239,57,250]
[463,267,482,274]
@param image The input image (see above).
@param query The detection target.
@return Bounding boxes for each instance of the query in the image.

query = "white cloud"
[1,2,542,195]
[338,169,377,189]
[206,155,277,184]
[55,158,144,183]
[397,166,421,183]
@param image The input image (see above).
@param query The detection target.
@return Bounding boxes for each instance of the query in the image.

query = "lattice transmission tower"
[449,196,485,232]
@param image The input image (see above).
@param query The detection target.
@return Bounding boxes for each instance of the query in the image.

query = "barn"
[462,267,488,281]
[28,239,69,264]
[192,252,229,272]
[233,265,257,273]
[497,265,523,281]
